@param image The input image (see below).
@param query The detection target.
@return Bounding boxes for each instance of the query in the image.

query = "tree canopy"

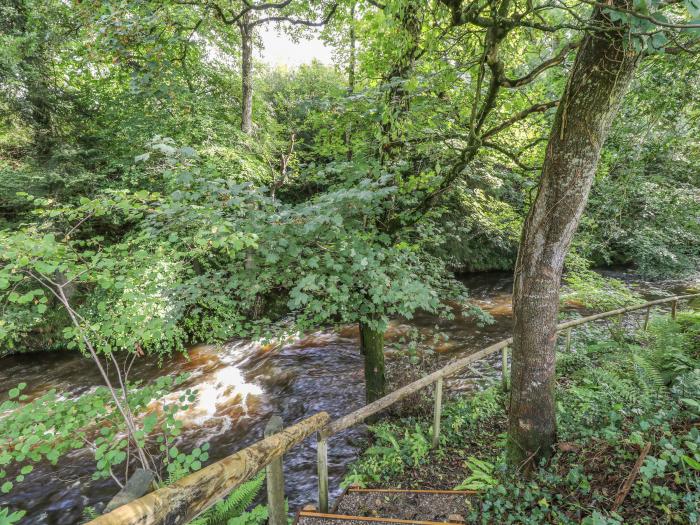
[0,0,698,521]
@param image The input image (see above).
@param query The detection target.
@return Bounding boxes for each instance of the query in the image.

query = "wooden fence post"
[432,377,443,448]
[643,306,651,330]
[501,346,509,392]
[265,416,286,525]
[317,435,329,513]
[672,299,677,320]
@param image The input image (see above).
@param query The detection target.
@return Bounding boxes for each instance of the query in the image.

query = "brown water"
[0,272,688,524]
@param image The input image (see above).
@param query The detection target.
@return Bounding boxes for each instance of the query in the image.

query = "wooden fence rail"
[87,412,329,525]
[316,293,699,510]
[88,292,698,523]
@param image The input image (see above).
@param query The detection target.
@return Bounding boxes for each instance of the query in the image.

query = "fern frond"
[185,472,265,525]
[203,472,265,525]
[632,354,666,391]
[226,504,268,525]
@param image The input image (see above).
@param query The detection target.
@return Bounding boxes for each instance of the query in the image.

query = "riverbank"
[342,308,700,524]
[0,272,696,523]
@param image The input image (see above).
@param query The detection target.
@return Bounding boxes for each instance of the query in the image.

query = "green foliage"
[441,388,504,441]
[0,508,25,525]
[344,421,430,487]
[453,457,498,491]
[0,374,193,506]
[188,473,268,525]
[345,388,504,487]
[81,507,99,522]
[346,309,700,523]
[561,254,643,311]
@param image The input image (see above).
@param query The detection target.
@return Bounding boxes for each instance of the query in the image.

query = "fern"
[226,504,268,525]
[454,456,497,491]
[631,354,667,392]
[188,472,266,525]
[80,506,98,524]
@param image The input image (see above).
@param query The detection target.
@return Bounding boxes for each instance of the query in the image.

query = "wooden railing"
[315,293,699,511]
[86,412,329,525]
[88,293,698,524]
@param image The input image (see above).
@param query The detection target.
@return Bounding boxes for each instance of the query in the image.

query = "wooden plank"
[265,416,286,525]
[432,377,443,448]
[86,412,329,525]
[501,346,509,392]
[347,488,478,495]
[643,306,651,330]
[317,435,329,513]
[298,511,456,525]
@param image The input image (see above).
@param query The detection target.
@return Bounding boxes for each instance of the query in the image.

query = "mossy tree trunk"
[239,15,254,135]
[359,321,386,405]
[507,3,640,465]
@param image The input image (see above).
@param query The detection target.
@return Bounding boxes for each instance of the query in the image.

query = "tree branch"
[482,99,559,139]
[501,41,579,87]
[482,140,541,170]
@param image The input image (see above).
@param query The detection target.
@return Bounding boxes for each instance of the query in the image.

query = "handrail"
[320,293,699,438]
[321,337,512,438]
[556,293,698,330]
[315,292,699,511]
[86,292,698,523]
[87,411,330,525]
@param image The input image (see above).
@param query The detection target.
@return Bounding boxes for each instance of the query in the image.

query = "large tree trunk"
[359,321,385,405]
[507,5,640,465]
[240,18,254,134]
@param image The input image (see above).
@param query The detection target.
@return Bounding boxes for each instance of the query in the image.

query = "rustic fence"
[87,293,699,524]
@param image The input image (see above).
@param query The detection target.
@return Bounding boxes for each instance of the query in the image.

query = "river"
[0,271,691,524]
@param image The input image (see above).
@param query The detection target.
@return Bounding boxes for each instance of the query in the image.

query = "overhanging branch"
[482,99,559,139]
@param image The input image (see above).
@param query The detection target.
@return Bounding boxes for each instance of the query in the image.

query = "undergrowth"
[188,472,268,525]
[344,310,700,524]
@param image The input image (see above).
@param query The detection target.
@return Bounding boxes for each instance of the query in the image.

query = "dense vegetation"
[345,310,700,523]
[0,0,698,522]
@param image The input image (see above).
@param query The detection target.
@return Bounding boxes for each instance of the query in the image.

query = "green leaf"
[682,455,700,470]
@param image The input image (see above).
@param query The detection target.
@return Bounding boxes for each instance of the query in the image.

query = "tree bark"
[380,0,421,162]
[240,17,254,134]
[359,321,386,405]
[507,4,640,465]
[345,1,356,160]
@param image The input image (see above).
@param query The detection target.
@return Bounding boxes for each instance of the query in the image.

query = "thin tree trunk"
[345,1,356,161]
[380,0,421,162]
[240,17,254,134]
[507,5,640,465]
[359,321,385,405]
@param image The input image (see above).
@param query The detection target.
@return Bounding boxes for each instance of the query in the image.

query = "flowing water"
[0,272,692,524]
